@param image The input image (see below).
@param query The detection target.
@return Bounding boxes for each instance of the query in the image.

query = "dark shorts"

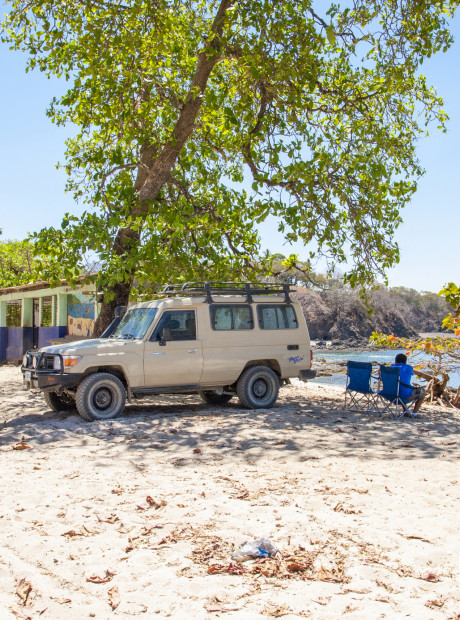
[407,386,426,402]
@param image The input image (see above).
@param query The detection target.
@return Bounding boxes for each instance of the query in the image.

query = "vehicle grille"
[39,355,56,370]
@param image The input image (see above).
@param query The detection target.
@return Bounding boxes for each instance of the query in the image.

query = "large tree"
[2,0,458,333]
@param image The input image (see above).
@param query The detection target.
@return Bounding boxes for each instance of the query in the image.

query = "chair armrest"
[400,382,414,391]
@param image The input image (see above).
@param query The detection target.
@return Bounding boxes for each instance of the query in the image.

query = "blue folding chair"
[376,365,417,419]
[344,361,378,413]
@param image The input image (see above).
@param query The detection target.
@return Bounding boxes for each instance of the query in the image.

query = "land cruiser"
[21,282,316,421]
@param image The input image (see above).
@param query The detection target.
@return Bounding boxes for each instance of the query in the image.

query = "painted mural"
[67,293,96,338]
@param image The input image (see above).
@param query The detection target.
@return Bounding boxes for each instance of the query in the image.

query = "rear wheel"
[199,391,233,406]
[237,366,279,409]
[44,391,76,412]
[76,373,126,421]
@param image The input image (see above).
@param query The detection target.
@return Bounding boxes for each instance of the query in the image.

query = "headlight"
[22,354,29,367]
[32,355,38,369]
[53,356,62,371]
[62,356,82,369]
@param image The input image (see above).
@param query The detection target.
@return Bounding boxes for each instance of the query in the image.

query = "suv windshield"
[111,308,158,340]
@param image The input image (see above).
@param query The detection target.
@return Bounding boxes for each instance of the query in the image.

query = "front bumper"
[22,369,82,392]
[21,351,82,392]
[299,369,317,381]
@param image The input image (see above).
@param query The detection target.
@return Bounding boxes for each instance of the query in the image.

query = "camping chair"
[375,365,417,419]
[344,361,378,413]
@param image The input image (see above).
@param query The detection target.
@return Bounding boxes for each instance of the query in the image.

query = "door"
[143,309,203,387]
[33,298,40,349]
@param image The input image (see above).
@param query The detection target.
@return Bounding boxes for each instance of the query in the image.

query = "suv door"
[143,309,203,387]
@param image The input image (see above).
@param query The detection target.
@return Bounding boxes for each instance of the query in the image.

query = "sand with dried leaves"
[0,365,459,619]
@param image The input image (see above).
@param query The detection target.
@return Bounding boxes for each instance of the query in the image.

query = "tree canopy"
[2,0,458,331]
[0,237,36,288]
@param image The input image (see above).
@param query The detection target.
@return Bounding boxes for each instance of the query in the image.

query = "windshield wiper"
[121,333,137,340]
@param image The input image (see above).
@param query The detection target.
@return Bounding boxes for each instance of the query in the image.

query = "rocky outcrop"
[295,290,335,340]
[293,286,447,344]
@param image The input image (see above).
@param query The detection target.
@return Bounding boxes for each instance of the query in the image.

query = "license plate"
[25,371,31,382]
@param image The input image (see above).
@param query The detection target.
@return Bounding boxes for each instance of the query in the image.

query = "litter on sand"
[231,537,278,562]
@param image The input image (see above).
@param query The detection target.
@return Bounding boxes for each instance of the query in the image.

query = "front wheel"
[236,366,279,409]
[76,373,126,421]
[44,391,76,412]
[199,391,234,406]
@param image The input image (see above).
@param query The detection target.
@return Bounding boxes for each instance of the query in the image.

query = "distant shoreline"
[311,332,459,352]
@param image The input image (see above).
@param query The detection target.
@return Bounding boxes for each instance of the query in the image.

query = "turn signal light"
[62,356,82,368]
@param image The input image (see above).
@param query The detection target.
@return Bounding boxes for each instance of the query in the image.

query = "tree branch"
[137,0,234,204]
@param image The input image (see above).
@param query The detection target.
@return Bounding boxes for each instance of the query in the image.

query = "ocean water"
[312,348,460,389]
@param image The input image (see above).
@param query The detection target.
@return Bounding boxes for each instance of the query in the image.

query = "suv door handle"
[188,349,198,353]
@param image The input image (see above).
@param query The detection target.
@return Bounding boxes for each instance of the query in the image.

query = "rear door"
[143,309,203,387]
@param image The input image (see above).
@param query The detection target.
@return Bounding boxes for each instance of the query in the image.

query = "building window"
[210,305,254,330]
[41,296,54,327]
[6,300,22,327]
[257,305,298,330]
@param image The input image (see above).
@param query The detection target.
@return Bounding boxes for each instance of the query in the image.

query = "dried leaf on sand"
[192,534,348,583]
[419,572,441,582]
[15,578,33,605]
[262,603,292,616]
[12,442,31,451]
[86,570,115,584]
[108,585,120,609]
[146,496,167,509]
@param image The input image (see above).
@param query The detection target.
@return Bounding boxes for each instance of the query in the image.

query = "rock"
[293,286,438,346]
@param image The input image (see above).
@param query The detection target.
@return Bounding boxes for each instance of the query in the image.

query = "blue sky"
[0,7,458,294]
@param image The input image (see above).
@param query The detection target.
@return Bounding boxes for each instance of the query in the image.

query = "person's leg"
[412,386,426,414]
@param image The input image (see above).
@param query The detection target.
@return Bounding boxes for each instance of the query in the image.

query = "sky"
[0,6,459,295]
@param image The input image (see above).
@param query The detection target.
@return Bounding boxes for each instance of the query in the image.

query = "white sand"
[0,365,459,619]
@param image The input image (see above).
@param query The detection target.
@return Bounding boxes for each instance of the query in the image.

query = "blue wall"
[2,326,68,363]
[38,326,67,349]
[6,328,24,363]
[0,327,6,364]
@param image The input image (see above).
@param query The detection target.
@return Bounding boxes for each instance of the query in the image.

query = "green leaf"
[326,26,336,45]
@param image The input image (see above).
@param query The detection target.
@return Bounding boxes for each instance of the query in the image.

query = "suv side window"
[151,310,197,341]
[211,305,254,330]
[257,305,298,330]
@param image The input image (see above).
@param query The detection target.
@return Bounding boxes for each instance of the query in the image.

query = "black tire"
[44,391,76,412]
[237,366,280,409]
[199,391,234,406]
[76,373,126,421]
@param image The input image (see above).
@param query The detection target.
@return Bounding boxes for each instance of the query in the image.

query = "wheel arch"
[241,359,281,378]
[80,366,129,389]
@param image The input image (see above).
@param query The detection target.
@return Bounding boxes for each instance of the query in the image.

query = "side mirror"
[159,328,168,346]
[100,305,127,339]
[115,306,127,319]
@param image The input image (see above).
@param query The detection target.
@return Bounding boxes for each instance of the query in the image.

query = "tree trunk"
[92,226,141,337]
[92,279,131,337]
[92,0,234,335]
[454,384,460,407]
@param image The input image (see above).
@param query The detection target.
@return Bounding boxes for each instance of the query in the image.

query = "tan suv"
[21,283,316,421]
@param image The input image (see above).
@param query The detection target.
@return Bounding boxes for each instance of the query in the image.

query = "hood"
[40,338,131,355]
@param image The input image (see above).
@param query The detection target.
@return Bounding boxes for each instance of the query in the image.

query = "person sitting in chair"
[392,353,426,414]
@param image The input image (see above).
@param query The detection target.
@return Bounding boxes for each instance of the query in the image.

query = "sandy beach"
[0,365,459,619]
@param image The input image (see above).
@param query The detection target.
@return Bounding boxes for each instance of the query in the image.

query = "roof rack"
[160,282,294,304]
